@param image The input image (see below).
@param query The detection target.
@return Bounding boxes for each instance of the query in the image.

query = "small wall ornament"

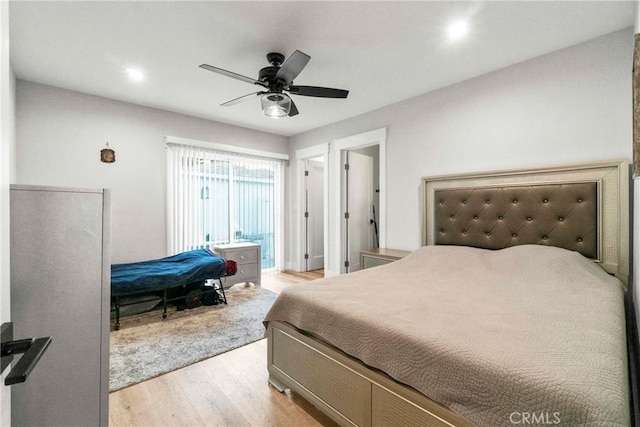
[100,142,116,163]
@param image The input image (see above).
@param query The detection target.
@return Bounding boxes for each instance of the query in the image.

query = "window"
[167,141,285,271]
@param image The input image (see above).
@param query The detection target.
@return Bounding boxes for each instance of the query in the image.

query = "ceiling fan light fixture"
[261,93,291,118]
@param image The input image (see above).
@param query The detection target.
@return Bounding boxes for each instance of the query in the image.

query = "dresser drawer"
[362,255,394,269]
[225,248,258,265]
[234,263,258,281]
[220,261,259,287]
[360,248,411,270]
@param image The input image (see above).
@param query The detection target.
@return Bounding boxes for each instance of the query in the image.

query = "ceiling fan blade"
[288,85,349,98]
[275,50,310,84]
[288,99,299,117]
[220,91,265,107]
[200,64,268,88]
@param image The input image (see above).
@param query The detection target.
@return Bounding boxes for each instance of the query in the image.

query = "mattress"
[264,245,630,426]
[111,248,227,296]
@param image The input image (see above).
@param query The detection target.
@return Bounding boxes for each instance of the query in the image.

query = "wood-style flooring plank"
[198,350,290,427]
[260,269,323,293]
[173,363,251,427]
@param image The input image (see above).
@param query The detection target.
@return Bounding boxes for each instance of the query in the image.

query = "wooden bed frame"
[267,159,630,427]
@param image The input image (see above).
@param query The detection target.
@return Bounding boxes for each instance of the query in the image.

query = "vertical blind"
[167,142,285,270]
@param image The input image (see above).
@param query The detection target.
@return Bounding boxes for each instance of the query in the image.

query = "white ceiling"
[9,1,636,137]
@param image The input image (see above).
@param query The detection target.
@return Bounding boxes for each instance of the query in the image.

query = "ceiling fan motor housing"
[259,66,287,92]
[260,53,288,90]
[266,52,285,66]
[258,66,280,82]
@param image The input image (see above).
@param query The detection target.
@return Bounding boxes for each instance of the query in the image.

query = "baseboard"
[625,289,639,427]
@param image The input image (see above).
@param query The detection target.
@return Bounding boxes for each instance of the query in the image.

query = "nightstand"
[360,248,411,269]
[212,242,261,288]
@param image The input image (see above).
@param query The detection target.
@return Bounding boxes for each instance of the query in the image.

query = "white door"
[305,160,324,271]
[343,151,374,273]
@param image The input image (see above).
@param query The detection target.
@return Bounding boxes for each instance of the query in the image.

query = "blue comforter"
[111,249,227,296]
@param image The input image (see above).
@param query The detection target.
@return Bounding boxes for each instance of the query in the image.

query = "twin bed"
[111,248,235,330]
[264,160,633,426]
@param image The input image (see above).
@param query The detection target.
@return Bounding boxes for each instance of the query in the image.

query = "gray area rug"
[109,286,277,392]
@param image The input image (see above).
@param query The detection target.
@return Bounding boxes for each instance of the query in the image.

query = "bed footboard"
[266,321,470,427]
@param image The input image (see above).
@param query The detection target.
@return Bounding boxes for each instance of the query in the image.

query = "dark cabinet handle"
[1,323,52,386]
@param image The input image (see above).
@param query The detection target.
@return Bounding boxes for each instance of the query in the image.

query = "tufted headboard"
[421,160,629,285]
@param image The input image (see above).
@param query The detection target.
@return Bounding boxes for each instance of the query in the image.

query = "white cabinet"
[212,242,261,288]
[10,185,110,426]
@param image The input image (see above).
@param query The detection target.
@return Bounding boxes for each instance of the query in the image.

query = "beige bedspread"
[264,245,630,426]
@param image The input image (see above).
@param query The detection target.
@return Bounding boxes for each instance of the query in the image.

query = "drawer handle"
[240,270,245,275]
[240,255,246,260]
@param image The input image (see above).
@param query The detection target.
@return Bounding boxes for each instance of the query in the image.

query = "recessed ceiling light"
[126,68,145,82]
[447,21,468,41]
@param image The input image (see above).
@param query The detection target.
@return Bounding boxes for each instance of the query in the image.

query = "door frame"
[330,128,387,276]
[294,143,329,273]
[1,1,13,423]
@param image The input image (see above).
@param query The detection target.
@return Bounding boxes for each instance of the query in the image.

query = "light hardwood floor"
[109,269,336,427]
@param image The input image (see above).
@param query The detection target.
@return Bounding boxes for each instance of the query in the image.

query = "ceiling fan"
[199,50,349,118]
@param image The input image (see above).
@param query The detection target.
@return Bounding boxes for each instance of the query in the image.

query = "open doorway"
[330,128,386,275]
[295,143,329,275]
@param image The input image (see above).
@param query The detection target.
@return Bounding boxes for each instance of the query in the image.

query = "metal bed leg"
[162,290,168,319]
[115,296,121,331]
[217,279,227,305]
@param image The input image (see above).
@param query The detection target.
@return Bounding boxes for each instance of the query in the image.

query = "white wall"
[289,27,633,252]
[16,82,289,263]
[0,0,16,422]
